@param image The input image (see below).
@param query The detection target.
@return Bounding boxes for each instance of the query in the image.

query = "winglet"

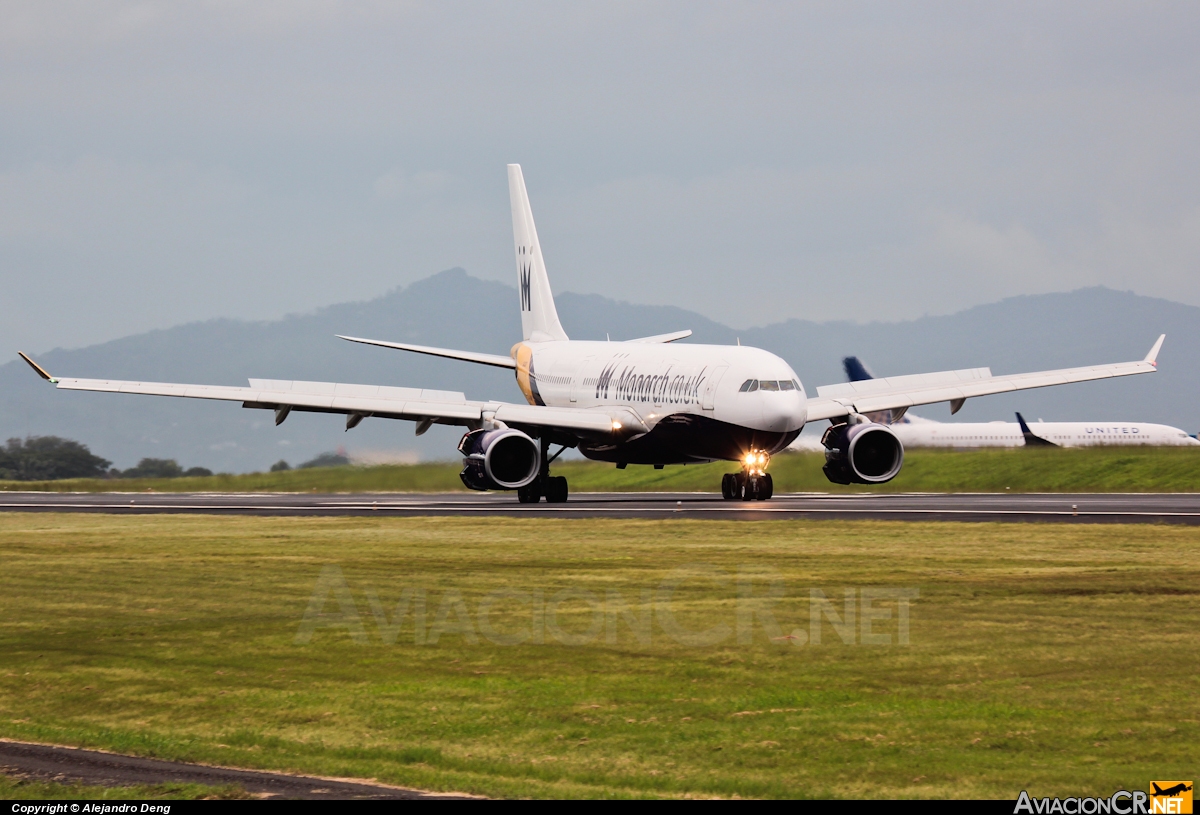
[1144,334,1166,366]
[18,352,57,383]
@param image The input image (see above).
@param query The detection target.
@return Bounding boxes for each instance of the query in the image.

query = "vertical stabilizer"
[1016,412,1057,447]
[843,356,875,382]
[508,164,568,342]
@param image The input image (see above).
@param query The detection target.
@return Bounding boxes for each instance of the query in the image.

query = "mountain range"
[2,269,1195,471]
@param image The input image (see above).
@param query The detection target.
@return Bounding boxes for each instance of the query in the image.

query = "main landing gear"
[518,437,570,503]
[721,450,774,501]
[518,475,568,503]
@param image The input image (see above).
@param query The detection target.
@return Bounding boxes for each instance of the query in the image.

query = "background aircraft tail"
[843,356,876,382]
[508,165,569,342]
[842,355,912,424]
[1016,412,1057,447]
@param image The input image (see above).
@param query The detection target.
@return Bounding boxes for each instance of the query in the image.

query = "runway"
[2,491,1199,523]
[0,739,469,799]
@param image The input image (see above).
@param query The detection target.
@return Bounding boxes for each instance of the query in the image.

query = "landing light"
[743,451,769,471]
[612,421,622,430]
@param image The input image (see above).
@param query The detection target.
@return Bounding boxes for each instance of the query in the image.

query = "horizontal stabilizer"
[337,335,516,369]
[626,329,692,344]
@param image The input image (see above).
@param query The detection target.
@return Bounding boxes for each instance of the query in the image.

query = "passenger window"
[759,380,780,391]
[779,380,795,391]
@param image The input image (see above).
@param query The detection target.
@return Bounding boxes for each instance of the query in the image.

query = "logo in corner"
[1150,782,1192,814]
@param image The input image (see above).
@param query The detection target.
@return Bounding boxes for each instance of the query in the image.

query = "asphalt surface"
[0,739,471,799]
[2,491,1199,523]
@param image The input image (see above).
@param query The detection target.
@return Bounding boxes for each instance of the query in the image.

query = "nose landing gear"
[721,451,774,501]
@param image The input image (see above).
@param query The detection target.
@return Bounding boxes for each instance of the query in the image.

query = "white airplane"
[828,357,1198,448]
[17,166,1168,502]
[885,413,1199,448]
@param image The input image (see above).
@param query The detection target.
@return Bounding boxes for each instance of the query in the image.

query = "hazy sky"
[2,1,1198,355]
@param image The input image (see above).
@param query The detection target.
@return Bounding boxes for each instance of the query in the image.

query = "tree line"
[0,437,212,481]
[0,436,357,481]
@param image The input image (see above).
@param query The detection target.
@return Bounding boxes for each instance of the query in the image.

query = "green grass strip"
[0,514,1195,798]
[3,447,1199,493]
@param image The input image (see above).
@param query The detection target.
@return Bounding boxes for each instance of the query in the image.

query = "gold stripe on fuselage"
[512,342,543,406]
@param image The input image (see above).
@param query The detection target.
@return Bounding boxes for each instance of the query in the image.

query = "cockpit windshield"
[739,379,800,393]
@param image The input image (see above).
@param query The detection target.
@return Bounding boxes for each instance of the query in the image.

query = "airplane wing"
[17,355,627,437]
[805,335,1165,423]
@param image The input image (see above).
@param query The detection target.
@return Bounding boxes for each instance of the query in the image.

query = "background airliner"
[828,357,1197,448]
[18,166,1166,502]
[885,413,1198,448]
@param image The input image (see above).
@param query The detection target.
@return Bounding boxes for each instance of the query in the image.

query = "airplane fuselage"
[888,419,1198,448]
[514,340,807,464]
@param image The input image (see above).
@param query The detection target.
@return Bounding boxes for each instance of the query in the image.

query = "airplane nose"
[761,392,806,432]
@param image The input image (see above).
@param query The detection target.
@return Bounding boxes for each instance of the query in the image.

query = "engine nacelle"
[458,428,541,491]
[821,421,904,485]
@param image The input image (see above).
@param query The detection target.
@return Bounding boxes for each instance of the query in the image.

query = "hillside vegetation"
[5,274,1198,474]
[2,447,1197,493]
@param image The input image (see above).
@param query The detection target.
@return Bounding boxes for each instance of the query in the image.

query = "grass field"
[2,447,1199,494]
[0,513,1195,799]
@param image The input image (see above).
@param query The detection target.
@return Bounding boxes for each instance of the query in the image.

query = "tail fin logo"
[519,252,532,312]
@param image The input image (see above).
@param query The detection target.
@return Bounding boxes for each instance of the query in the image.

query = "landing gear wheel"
[517,482,542,503]
[722,472,744,500]
[544,476,569,503]
[743,474,774,501]
[758,473,773,501]
[739,475,777,501]
[721,473,733,499]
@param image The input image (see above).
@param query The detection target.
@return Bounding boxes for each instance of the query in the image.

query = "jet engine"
[821,421,904,485]
[458,428,541,491]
